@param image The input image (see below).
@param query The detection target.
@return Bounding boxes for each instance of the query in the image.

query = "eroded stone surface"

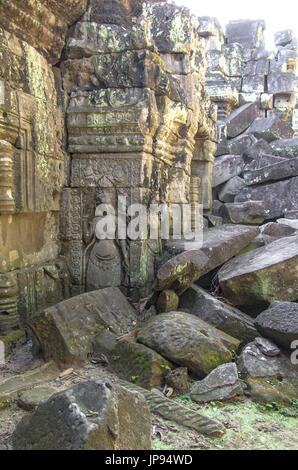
[190,363,243,403]
[255,301,298,351]
[180,285,258,345]
[12,379,152,450]
[137,311,240,378]
[219,236,298,307]
[30,288,137,368]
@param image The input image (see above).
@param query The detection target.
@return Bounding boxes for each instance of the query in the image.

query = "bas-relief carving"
[61,1,216,299]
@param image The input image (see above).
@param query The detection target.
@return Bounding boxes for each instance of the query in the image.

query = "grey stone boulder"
[212,155,245,188]
[254,301,298,351]
[190,363,243,403]
[219,236,298,307]
[270,137,298,158]
[223,102,259,138]
[218,176,247,203]
[137,312,240,378]
[221,201,268,225]
[30,288,137,368]
[227,134,257,156]
[243,158,298,185]
[238,340,297,379]
[235,176,298,219]
[179,285,258,346]
[12,379,152,450]
[247,116,294,142]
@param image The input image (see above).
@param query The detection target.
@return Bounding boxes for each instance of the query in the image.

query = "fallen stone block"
[30,288,137,368]
[179,285,258,346]
[137,311,240,378]
[12,379,152,450]
[246,378,294,405]
[221,201,268,225]
[247,116,294,142]
[260,222,296,244]
[270,137,298,158]
[118,379,225,437]
[0,362,59,402]
[219,236,298,307]
[223,102,259,138]
[190,363,243,403]
[92,329,173,390]
[155,251,209,295]
[244,154,286,171]
[243,158,298,185]
[238,340,297,380]
[218,176,247,203]
[157,289,179,313]
[254,301,298,351]
[165,225,259,278]
[235,176,298,219]
[267,71,298,95]
[212,154,245,188]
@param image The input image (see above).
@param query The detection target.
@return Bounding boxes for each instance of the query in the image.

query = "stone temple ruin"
[0,0,297,451]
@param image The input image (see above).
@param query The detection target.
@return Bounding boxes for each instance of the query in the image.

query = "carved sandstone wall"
[0,0,88,333]
[0,0,217,332]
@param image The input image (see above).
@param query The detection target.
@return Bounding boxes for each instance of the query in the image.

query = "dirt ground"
[0,343,297,451]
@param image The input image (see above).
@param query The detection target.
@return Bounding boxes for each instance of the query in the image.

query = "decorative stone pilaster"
[0,140,15,214]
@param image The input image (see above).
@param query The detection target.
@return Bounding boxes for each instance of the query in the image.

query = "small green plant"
[112,355,120,361]
[160,364,171,371]
[131,376,139,383]
[178,392,191,404]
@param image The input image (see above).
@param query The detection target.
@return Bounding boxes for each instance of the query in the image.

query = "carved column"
[0,275,19,335]
[0,140,15,214]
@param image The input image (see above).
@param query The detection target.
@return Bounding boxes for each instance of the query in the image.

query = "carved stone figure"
[85,182,130,291]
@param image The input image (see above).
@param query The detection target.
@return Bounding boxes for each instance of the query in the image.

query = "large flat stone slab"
[235,176,298,219]
[254,301,298,351]
[219,236,298,307]
[166,225,259,277]
[0,362,59,402]
[180,285,258,346]
[243,158,298,185]
[137,311,240,378]
[30,288,137,368]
